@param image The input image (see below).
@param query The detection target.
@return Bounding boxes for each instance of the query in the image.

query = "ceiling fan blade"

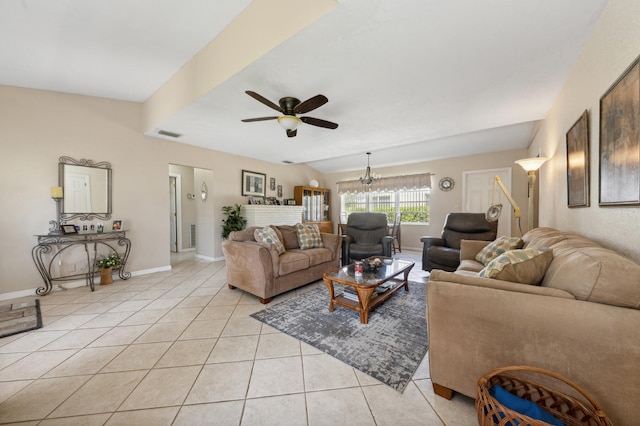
[294,94,328,114]
[241,116,278,122]
[300,116,339,129]
[287,129,297,138]
[245,91,283,113]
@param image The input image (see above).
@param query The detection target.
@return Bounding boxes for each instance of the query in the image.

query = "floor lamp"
[514,156,549,231]
[486,176,523,236]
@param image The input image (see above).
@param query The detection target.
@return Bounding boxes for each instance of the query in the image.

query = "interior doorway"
[169,174,181,253]
[462,168,513,237]
[168,164,216,263]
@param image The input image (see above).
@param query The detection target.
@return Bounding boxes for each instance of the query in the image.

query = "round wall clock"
[439,177,455,191]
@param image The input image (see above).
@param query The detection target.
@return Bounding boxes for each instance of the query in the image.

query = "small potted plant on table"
[96,253,121,285]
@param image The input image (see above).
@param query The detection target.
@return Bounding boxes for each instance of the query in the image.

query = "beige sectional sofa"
[427,227,640,425]
[221,225,341,303]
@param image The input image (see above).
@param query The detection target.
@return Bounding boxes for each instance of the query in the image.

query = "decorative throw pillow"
[254,227,285,255]
[478,248,553,285]
[295,223,324,249]
[476,236,524,265]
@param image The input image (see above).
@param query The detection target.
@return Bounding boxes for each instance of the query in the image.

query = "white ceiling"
[0,0,608,174]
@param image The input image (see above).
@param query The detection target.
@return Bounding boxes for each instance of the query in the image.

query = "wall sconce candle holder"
[48,186,64,235]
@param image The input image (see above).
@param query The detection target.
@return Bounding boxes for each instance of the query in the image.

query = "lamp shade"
[515,156,549,172]
[277,115,301,130]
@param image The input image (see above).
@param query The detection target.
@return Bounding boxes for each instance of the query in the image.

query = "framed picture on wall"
[270,177,276,191]
[599,55,640,206]
[242,170,266,197]
[566,110,590,207]
[277,185,283,198]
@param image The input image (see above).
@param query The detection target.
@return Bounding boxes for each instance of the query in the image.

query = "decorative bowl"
[363,258,383,272]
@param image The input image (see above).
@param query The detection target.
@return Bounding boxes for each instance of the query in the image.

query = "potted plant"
[95,252,121,285]
[221,204,246,238]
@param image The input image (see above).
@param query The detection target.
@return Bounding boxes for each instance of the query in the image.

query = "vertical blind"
[336,173,433,194]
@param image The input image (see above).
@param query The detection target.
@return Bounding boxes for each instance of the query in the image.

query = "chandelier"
[359,152,377,186]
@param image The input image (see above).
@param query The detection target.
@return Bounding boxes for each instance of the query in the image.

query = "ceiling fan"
[241,90,338,138]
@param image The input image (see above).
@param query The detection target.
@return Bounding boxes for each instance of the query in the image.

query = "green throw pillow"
[478,248,553,285]
[476,236,524,265]
[254,227,286,255]
[295,223,324,249]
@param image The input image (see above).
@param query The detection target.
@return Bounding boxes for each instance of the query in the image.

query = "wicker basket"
[476,366,612,426]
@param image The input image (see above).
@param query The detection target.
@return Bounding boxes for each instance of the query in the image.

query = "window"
[341,189,430,223]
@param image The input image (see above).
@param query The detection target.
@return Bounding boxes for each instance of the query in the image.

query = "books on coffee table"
[341,287,359,302]
[339,283,396,301]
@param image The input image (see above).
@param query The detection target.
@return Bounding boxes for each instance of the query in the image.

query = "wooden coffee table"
[322,257,414,324]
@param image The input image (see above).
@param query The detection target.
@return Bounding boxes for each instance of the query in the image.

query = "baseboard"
[130,265,172,276]
[195,254,226,262]
[0,288,41,302]
[0,265,172,301]
[194,254,214,261]
[399,246,422,252]
[0,278,98,301]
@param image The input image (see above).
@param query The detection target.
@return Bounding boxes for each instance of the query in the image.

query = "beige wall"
[528,0,640,263]
[325,150,530,251]
[0,85,323,297]
[194,167,215,259]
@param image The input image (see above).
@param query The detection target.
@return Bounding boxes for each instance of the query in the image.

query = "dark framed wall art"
[242,170,266,197]
[566,110,590,207]
[599,56,640,206]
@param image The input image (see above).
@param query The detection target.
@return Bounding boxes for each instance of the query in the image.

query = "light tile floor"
[0,251,476,425]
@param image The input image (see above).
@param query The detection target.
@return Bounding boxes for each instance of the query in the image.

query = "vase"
[99,267,113,285]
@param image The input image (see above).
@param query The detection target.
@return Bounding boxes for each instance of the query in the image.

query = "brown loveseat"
[222,225,341,303]
[427,227,640,425]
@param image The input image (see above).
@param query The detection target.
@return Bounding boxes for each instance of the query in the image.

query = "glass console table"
[32,230,131,295]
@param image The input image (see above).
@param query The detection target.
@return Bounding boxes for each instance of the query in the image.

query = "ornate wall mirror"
[201,182,208,202]
[58,156,112,220]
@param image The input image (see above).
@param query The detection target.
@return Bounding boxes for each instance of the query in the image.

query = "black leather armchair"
[341,213,393,265]
[421,212,498,272]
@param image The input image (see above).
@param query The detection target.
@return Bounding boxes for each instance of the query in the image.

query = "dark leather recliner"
[341,212,393,265]
[421,212,498,272]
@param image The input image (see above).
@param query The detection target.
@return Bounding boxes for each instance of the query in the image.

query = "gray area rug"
[0,299,42,339]
[251,281,428,392]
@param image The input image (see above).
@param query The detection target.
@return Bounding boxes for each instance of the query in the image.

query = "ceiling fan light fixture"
[277,115,301,130]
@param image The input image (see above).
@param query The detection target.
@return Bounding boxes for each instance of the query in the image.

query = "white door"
[462,168,513,237]
[65,173,92,212]
[169,176,178,252]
